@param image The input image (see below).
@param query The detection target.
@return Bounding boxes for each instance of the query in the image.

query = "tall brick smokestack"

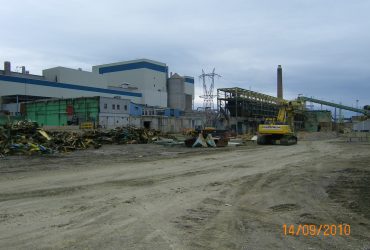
[277,65,283,99]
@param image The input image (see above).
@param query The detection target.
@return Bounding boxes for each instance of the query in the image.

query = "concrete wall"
[99,114,130,129]
[99,97,130,115]
[98,97,131,129]
[140,115,200,133]
[129,116,141,127]
[101,112,202,131]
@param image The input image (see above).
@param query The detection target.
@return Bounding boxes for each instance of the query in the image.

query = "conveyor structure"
[297,96,369,116]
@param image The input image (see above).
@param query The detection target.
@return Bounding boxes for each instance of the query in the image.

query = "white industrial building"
[0,59,204,131]
[98,97,132,129]
[353,119,370,132]
[92,59,168,107]
[0,59,194,112]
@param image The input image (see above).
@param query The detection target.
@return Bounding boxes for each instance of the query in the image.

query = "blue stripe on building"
[98,61,167,74]
[0,75,142,97]
[184,77,194,84]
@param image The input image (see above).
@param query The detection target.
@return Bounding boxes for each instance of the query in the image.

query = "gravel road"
[0,140,369,249]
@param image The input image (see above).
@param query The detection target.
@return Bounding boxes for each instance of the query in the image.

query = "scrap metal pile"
[0,121,161,156]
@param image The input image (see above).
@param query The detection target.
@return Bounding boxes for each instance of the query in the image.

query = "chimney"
[170,72,173,77]
[277,65,283,99]
[4,61,11,75]
[22,66,26,74]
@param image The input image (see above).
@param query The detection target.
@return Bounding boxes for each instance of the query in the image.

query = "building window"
[112,104,115,110]
[104,103,107,109]
[117,104,120,110]
[124,105,127,111]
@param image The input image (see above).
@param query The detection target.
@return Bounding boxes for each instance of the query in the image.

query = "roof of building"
[93,59,167,74]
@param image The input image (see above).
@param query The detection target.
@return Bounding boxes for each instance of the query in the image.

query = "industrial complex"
[0,59,205,131]
[2,0,370,247]
[1,59,369,134]
[1,58,370,249]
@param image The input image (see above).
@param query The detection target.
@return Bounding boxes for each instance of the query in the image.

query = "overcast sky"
[1,0,369,111]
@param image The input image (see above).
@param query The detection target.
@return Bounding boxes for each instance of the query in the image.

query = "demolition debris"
[0,121,162,156]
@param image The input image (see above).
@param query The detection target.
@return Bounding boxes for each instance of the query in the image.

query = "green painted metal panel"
[25,97,99,126]
[71,97,99,123]
[0,115,25,126]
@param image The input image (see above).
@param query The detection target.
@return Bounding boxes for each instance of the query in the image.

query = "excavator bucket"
[205,134,216,147]
[192,133,208,148]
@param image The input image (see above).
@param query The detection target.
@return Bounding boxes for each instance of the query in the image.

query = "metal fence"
[346,132,370,142]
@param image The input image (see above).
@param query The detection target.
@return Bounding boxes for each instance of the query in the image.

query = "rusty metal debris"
[0,121,163,156]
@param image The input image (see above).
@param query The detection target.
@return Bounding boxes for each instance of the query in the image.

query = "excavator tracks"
[257,134,297,146]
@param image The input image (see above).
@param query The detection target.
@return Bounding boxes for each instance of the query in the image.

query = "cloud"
[1,0,369,110]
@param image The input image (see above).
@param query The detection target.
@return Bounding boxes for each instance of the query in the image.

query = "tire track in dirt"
[0,168,220,202]
[170,149,370,249]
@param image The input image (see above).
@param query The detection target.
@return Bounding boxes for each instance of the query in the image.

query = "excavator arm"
[277,107,286,123]
[257,102,297,145]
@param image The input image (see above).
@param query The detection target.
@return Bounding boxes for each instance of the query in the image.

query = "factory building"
[22,96,204,131]
[24,97,139,129]
[353,119,370,132]
[0,62,142,114]
[92,59,168,107]
[0,59,202,131]
[0,59,194,112]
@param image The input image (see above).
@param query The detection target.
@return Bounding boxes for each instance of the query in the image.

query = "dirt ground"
[0,138,369,250]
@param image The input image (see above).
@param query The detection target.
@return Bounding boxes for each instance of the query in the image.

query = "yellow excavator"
[257,101,298,145]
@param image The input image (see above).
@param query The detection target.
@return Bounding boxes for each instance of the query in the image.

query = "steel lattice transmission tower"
[199,68,221,110]
[199,68,221,126]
